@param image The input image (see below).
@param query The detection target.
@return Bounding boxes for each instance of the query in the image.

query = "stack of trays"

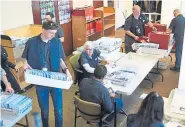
[0,92,32,116]
[24,69,73,89]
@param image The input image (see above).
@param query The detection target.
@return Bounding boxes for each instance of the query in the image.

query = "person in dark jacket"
[22,21,72,127]
[167,9,185,72]
[45,12,64,43]
[79,65,124,120]
[1,45,21,93]
[127,91,164,127]
[124,5,156,53]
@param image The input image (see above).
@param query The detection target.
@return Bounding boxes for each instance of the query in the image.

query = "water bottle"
[32,112,42,127]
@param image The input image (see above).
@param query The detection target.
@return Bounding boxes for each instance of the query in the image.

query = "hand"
[14,66,19,72]
[66,69,72,79]
[152,27,157,32]
[106,60,113,65]
[140,40,146,43]
[6,84,14,93]
[110,92,115,98]
[24,63,32,70]
[134,36,139,40]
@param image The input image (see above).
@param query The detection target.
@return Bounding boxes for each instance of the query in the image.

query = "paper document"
[165,121,185,127]
[171,88,185,115]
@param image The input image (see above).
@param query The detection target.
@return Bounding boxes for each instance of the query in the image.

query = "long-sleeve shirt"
[79,77,113,114]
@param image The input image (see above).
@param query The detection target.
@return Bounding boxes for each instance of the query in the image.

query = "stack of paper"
[171,88,185,115]
[76,37,123,54]
[0,92,32,116]
[24,69,73,89]
[137,47,167,57]
[165,121,185,127]
[10,36,29,47]
[92,37,122,53]
[132,43,159,50]
[105,66,137,86]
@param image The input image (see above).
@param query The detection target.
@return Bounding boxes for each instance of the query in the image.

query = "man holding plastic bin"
[22,21,72,127]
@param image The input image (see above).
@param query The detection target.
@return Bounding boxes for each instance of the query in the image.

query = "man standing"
[45,12,64,43]
[124,5,156,53]
[22,21,71,127]
[167,9,185,72]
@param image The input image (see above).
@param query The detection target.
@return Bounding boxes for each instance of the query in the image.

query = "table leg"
[149,61,163,82]
[15,115,29,127]
[169,54,173,62]
[25,115,29,127]
[144,74,154,88]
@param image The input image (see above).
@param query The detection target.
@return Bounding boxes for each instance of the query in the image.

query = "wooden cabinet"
[95,7,115,37]
[72,7,115,49]
[31,0,73,56]
[72,10,103,49]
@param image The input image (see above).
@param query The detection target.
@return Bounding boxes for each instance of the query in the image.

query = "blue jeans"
[105,98,124,122]
[114,98,124,112]
[175,42,183,68]
[36,86,63,127]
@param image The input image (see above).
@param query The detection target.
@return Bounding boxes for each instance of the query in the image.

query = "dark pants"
[175,42,183,68]
[125,45,135,53]
[36,86,63,127]
[1,72,21,93]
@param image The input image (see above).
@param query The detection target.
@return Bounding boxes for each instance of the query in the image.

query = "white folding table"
[104,52,159,95]
[0,107,31,127]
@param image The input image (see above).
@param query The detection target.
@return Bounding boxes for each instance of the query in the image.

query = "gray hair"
[174,9,181,13]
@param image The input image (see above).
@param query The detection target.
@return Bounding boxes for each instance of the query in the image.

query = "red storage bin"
[149,32,170,50]
[136,36,149,42]
[72,6,94,21]
[86,23,90,35]
[145,23,167,37]
[89,21,96,34]
[96,20,102,32]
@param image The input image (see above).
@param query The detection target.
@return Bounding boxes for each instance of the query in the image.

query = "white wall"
[73,0,93,8]
[161,0,181,26]
[115,0,133,29]
[1,0,33,31]
[178,27,185,90]
[73,0,108,9]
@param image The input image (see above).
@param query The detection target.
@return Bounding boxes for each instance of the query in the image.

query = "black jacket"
[1,45,16,73]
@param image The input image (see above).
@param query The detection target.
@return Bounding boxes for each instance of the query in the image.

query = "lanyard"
[38,41,50,68]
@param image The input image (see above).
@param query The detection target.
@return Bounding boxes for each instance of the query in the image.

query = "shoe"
[170,66,180,72]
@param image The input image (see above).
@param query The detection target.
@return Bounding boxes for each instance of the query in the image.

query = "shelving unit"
[95,7,115,37]
[72,10,103,49]
[72,7,115,49]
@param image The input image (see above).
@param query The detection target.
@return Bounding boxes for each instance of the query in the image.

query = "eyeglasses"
[86,48,93,51]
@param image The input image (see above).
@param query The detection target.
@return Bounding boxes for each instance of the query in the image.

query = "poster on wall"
[58,0,71,24]
[40,0,56,24]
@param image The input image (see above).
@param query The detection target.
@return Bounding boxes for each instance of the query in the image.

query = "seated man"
[79,65,124,120]
[78,43,101,79]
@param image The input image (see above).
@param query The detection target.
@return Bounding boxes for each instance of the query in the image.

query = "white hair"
[84,42,93,49]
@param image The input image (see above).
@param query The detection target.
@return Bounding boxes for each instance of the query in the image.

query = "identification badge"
[42,67,48,71]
